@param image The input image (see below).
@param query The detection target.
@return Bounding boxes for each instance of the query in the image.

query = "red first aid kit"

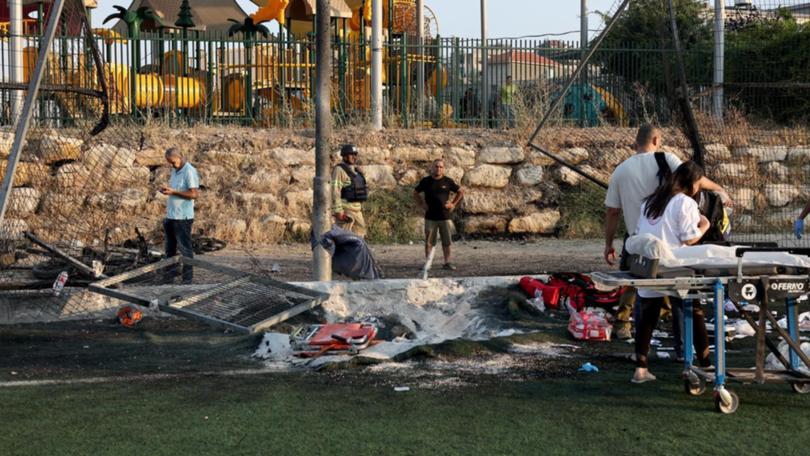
[566,303,612,341]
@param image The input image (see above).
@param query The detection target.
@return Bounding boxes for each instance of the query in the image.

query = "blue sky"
[91,0,620,39]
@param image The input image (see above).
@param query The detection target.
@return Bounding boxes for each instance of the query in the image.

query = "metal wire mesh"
[0,0,173,289]
[89,257,326,332]
[527,0,810,246]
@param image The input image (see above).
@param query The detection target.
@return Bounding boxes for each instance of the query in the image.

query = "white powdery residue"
[318,278,495,345]
[416,377,469,390]
[253,333,293,363]
[509,342,578,357]
[405,279,466,306]
[429,354,521,375]
[359,340,420,360]
[365,362,414,373]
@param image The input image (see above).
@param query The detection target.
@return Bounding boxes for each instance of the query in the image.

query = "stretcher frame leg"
[756,282,768,383]
[787,298,800,371]
[714,279,726,389]
[684,299,694,369]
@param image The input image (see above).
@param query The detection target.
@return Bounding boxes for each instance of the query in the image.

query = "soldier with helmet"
[332,144,368,237]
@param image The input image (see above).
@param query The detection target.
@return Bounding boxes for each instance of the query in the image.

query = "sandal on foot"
[631,372,657,384]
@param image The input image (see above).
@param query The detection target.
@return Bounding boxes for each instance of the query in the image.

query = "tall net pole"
[9,0,24,123]
[480,0,488,128]
[371,0,383,130]
[313,0,333,281]
[713,0,725,120]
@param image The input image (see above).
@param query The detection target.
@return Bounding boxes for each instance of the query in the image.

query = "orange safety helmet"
[117,305,143,328]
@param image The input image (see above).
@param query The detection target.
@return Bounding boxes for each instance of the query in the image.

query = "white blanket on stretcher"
[625,234,810,269]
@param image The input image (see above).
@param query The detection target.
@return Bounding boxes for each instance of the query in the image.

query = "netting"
[88,257,326,333]
[526,0,810,246]
[0,0,164,290]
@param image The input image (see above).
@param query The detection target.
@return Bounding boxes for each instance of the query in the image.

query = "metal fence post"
[452,37,460,124]
[245,36,253,123]
[435,35,442,127]
[207,39,214,121]
[400,32,408,128]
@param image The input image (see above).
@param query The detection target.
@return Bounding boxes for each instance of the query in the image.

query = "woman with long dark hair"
[632,161,712,384]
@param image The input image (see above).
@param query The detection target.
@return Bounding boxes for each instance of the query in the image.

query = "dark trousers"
[635,296,711,368]
[164,218,194,283]
[670,299,710,365]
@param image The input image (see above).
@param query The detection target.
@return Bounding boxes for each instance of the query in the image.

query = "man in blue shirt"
[159,148,200,283]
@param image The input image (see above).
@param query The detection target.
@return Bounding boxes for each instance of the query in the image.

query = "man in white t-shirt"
[603,125,729,339]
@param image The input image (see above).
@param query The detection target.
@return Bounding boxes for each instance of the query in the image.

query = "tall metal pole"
[313,0,333,281]
[0,0,67,226]
[713,0,725,121]
[415,0,424,123]
[480,0,488,128]
[527,0,631,146]
[579,0,588,127]
[371,0,383,130]
[9,0,24,123]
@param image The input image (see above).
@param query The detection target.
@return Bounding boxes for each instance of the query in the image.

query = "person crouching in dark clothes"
[632,161,712,384]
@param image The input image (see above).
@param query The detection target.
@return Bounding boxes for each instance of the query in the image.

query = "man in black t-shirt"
[414,159,465,270]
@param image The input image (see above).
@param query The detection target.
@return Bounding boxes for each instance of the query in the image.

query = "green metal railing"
[0,31,804,129]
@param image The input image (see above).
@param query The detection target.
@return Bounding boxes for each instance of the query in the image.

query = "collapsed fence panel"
[89,256,329,333]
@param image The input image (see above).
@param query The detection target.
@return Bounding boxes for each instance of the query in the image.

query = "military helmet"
[340,144,359,157]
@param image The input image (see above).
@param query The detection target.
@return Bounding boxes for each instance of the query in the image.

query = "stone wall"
[0,127,806,244]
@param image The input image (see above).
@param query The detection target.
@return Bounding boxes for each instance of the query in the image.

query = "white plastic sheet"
[625,234,810,269]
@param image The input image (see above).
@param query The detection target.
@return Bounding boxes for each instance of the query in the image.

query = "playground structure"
[0,0,461,126]
[0,0,641,129]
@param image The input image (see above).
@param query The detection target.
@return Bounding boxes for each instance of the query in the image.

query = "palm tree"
[227,17,270,40]
[103,6,160,40]
[228,18,271,119]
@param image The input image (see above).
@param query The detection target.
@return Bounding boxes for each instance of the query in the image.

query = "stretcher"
[291,323,378,358]
[591,247,810,414]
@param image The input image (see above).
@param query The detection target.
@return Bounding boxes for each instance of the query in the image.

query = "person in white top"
[631,161,712,384]
[603,124,729,340]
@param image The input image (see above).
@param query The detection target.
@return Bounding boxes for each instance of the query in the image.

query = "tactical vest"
[338,163,368,202]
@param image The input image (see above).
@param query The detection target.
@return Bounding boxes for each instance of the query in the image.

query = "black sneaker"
[443,263,457,271]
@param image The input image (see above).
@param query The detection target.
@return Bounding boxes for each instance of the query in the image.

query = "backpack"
[696,190,730,243]
[548,273,623,312]
[653,152,729,243]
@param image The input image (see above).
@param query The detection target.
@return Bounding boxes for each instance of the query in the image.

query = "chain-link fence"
[0,0,162,295]
[526,0,810,246]
[0,1,805,130]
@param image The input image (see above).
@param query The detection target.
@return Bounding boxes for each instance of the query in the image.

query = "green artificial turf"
[2,355,810,455]
[2,317,810,455]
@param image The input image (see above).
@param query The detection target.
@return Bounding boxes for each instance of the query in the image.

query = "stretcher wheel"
[791,382,810,394]
[683,376,706,396]
[714,390,739,414]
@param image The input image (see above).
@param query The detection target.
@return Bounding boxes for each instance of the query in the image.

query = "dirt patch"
[206,238,605,282]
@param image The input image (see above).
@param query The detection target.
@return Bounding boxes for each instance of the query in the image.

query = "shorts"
[425,219,454,247]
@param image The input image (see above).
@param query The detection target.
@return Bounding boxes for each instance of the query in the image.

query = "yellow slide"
[250,0,289,25]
